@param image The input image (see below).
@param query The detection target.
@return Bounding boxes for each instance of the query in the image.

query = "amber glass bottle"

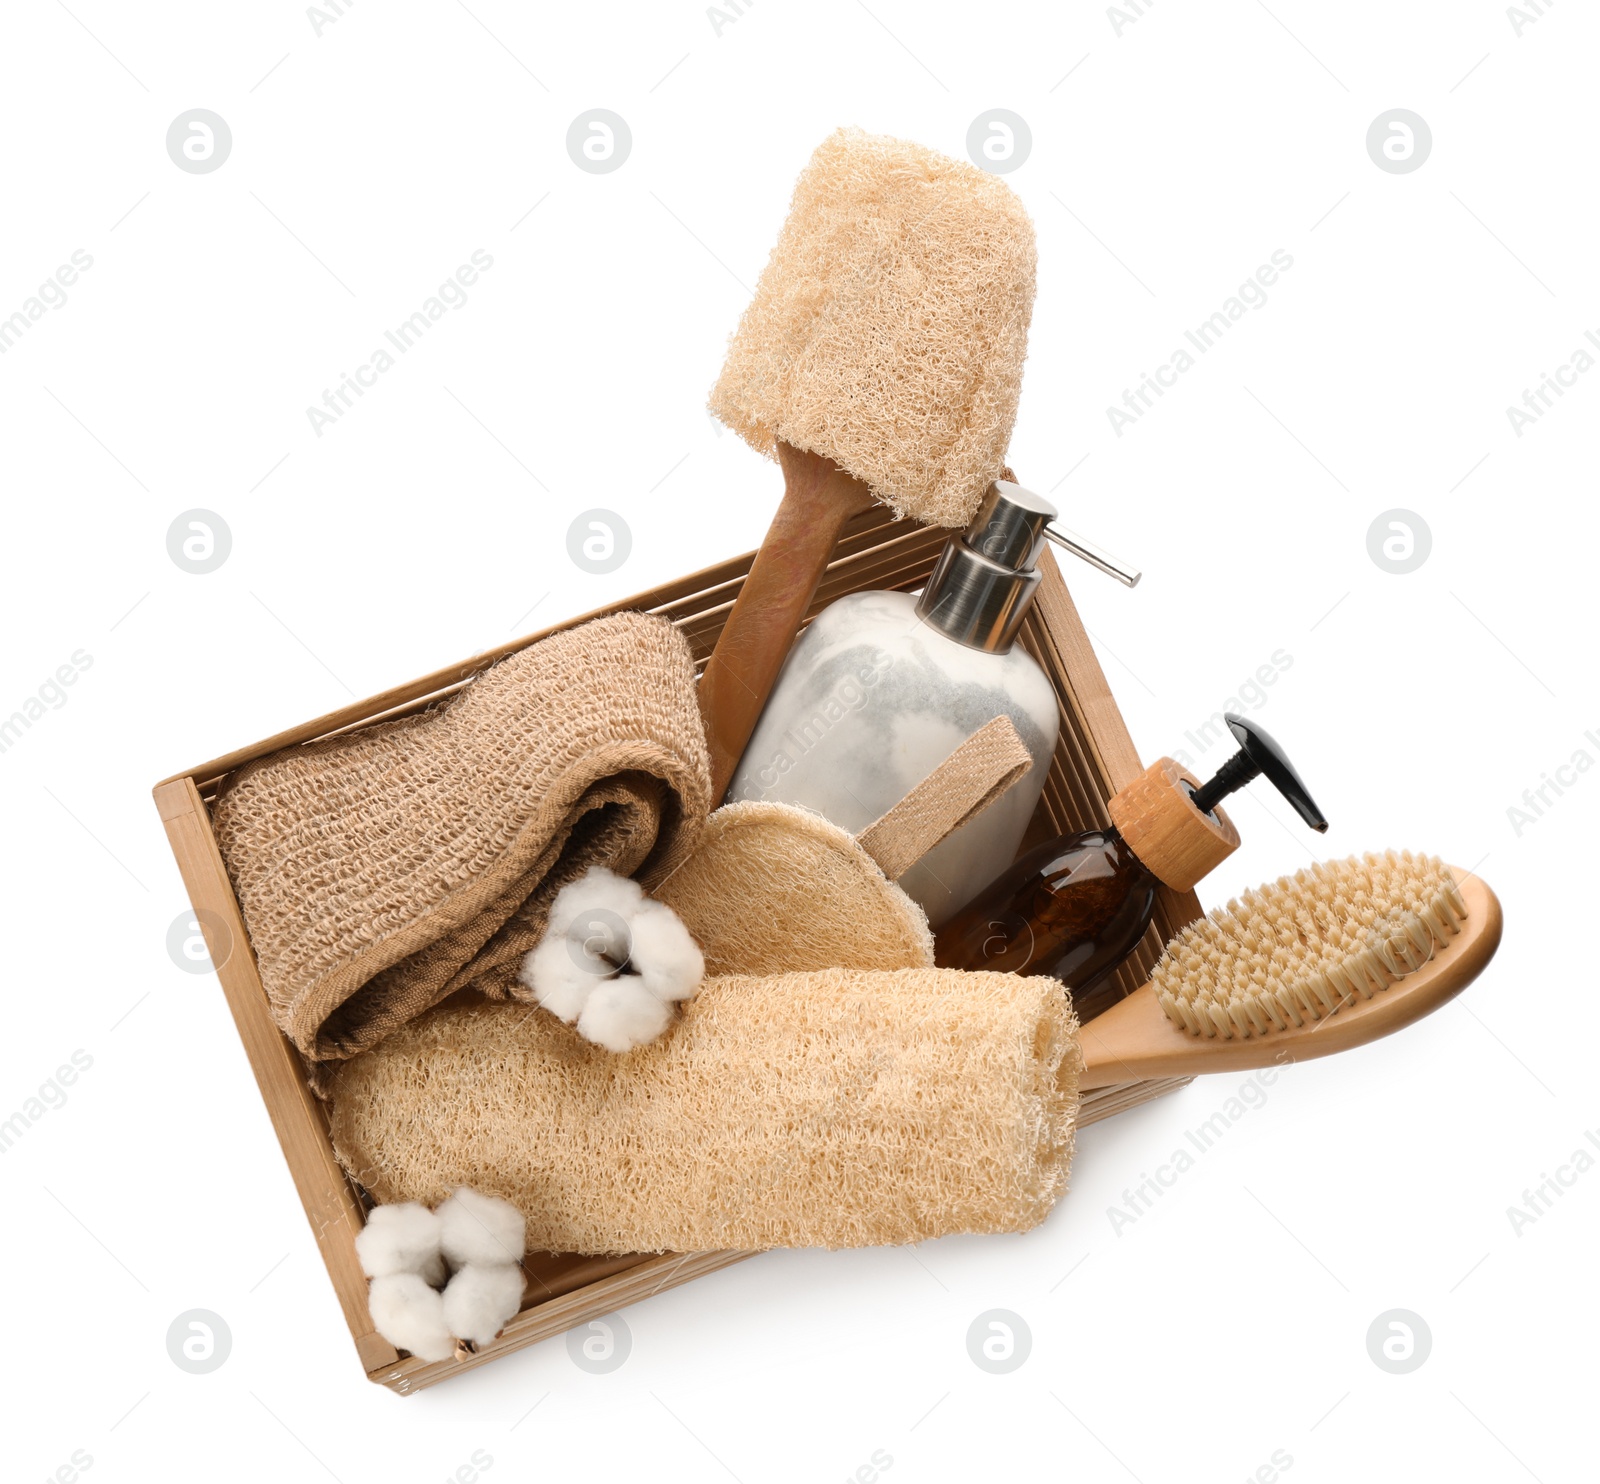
[933,829,1160,1022]
[934,715,1327,1022]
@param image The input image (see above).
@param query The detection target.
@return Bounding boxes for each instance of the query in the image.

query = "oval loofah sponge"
[327,968,1078,1253]
[708,128,1037,530]
[655,800,933,978]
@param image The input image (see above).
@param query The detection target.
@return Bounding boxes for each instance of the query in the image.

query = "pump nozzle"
[975,480,1141,586]
[1041,524,1141,588]
[1189,715,1328,832]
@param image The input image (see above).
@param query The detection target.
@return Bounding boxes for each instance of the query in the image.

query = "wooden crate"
[153,504,1203,1394]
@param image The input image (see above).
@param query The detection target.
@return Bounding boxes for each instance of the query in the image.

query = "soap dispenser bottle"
[724,481,1139,926]
[933,714,1328,1021]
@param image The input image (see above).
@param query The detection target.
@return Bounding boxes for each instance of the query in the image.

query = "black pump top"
[1188,715,1328,832]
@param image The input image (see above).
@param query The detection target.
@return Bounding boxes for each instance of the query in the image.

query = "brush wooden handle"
[1078,872,1503,1089]
[698,441,877,800]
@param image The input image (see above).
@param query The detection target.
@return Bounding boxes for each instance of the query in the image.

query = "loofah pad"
[709,128,1037,529]
[210,611,711,1061]
[655,800,933,977]
[327,968,1078,1252]
[1151,851,1468,1040]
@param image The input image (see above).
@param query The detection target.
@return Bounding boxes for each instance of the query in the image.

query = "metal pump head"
[915,481,1140,654]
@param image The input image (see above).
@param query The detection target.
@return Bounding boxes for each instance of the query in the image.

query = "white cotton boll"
[437,1186,527,1269]
[354,1201,446,1285]
[548,867,645,933]
[627,899,705,1003]
[442,1264,525,1348]
[367,1273,454,1363]
[520,867,650,1018]
[518,934,599,1022]
[576,974,673,1052]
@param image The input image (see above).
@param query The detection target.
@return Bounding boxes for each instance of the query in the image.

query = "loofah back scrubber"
[697,130,1037,798]
[328,968,1078,1253]
[708,127,1037,529]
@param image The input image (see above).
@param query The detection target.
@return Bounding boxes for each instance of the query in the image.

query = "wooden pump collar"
[1107,758,1241,892]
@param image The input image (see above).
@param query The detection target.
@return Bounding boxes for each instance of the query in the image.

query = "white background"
[2,1,1594,1480]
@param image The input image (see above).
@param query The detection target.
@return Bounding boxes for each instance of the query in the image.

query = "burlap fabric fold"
[210,611,711,1062]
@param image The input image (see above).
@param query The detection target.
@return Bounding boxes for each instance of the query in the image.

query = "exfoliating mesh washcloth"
[709,127,1037,529]
[328,968,1079,1253]
[210,611,711,1062]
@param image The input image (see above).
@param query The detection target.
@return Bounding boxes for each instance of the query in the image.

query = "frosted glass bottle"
[724,482,1065,926]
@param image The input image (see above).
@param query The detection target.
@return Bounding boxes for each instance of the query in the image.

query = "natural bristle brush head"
[1151,852,1469,1041]
[708,127,1037,529]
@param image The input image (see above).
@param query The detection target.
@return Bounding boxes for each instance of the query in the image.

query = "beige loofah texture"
[708,128,1037,529]
[210,612,711,1062]
[1151,851,1468,1041]
[328,968,1079,1253]
[655,801,933,978]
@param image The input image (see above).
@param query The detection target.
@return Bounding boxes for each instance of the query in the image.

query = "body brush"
[1080,852,1501,1085]
[702,129,1038,799]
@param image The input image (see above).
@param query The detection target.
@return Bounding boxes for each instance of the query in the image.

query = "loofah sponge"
[709,128,1037,529]
[1151,851,1468,1040]
[328,968,1078,1253]
[655,801,933,978]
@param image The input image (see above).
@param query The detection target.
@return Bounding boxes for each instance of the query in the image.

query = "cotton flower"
[437,1186,526,1270]
[367,1272,454,1363]
[577,976,673,1052]
[518,866,704,1050]
[442,1264,525,1348]
[353,1200,445,1285]
[364,1190,529,1362]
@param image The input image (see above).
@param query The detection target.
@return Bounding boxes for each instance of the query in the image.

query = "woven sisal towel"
[211,612,711,1062]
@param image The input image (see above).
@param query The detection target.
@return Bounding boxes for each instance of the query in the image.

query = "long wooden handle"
[1078,872,1502,1089]
[698,442,876,800]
